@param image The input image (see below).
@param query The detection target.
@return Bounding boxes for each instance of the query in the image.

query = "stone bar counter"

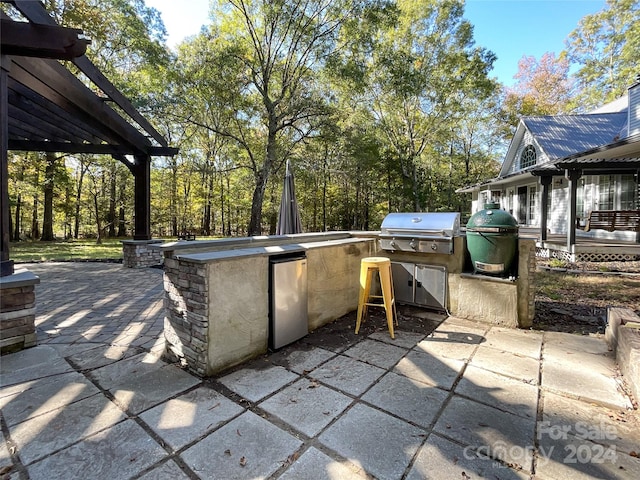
[157,233,376,377]
[156,232,536,377]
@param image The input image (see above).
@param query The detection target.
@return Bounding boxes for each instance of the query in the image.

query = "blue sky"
[146,0,606,86]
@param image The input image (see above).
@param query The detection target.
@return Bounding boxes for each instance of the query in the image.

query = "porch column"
[133,154,151,240]
[1,55,14,277]
[539,176,552,242]
[566,169,582,250]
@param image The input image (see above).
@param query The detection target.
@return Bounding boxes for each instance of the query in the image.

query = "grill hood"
[379,212,461,254]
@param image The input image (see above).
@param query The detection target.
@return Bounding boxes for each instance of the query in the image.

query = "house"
[458,78,640,262]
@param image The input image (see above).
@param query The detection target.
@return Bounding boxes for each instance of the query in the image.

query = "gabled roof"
[522,113,628,161]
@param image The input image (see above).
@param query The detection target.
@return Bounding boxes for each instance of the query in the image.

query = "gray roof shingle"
[523,113,628,161]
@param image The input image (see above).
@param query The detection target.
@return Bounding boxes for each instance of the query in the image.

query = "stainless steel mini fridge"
[269,253,308,349]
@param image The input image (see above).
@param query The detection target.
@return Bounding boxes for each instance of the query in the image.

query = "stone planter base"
[606,307,640,403]
[121,239,163,268]
[0,269,40,354]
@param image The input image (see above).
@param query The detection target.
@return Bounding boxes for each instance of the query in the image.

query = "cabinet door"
[414,264,447,311]
[391,262,414,304]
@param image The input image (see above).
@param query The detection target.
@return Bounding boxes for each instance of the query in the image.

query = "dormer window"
[520,145,537,169]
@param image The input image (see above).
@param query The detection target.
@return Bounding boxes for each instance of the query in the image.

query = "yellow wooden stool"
[355,257,398,338]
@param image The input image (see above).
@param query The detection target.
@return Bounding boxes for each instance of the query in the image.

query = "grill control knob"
[431,243,438,251]
[409,240,417,250]
[390,240,396,248]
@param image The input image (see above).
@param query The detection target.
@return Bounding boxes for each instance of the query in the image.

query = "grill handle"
[467,226,518,234]
[379,230,450,238]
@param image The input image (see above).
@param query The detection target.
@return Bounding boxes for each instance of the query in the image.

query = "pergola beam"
[10,0,170,148]
[0,18,89,59]
[9,57,153,153]
[8,139,178,157]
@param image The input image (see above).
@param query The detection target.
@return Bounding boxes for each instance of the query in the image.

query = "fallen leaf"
[239,456,247,467]
[308,380,320,389]
[0,466,13,475]
[282,452,300,467]
[224,449,231,456]
[237,429,242,436]
[630,451,638,458]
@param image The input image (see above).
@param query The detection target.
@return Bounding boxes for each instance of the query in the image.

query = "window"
[576,179,586,223]
[528,185,538,223]
[597,174,637,210]
[520,145,537,169]
[598,176,615,210]
[620,175,637,210]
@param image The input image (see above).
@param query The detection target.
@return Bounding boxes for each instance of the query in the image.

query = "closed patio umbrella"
[276,160,302,235]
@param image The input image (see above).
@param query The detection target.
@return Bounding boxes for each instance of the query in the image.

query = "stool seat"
[355,257,397,338]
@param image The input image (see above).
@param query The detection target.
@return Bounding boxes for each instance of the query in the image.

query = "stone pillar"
[121,239,163,268]
[516,237,537,328]
[162,255,210,376]
[0,269,40,353]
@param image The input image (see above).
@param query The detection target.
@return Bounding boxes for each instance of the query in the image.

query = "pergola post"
[133,154,152,240]
[539,175,552,242]
[1,55,14,277]
[566,169,582,250]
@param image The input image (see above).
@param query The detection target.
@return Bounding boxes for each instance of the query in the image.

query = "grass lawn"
[9,236,214,263]
[10,238,129,263]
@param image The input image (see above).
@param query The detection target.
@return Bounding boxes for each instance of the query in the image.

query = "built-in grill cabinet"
[392,263,447,311]
[379,212,460,312]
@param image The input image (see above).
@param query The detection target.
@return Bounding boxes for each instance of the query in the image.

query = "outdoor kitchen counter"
[162,236,376,376]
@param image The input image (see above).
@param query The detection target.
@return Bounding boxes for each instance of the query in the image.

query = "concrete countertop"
[174,237,375,264]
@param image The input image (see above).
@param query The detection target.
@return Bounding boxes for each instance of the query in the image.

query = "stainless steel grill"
[379,212,461,254]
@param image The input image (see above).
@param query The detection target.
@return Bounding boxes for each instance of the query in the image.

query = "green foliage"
[8,0,633,245]
[565,0,640,110]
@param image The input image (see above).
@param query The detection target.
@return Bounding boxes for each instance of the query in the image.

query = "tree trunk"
[248,125,277,235]
[74,162,86,239]
[31,193,39,240]
[13,193,20,241]
[117,175,126,236]
[170,159,178,236]
[107,164,116,237]
[118,205,126,236]
[225,175,231,236]
[93,191,102,245]
[41,152,56,241]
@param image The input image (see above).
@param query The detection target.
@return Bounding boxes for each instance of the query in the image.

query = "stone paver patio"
[1,262,639,479]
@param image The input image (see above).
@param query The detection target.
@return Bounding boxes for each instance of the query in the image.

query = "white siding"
[629,82,640,136]
[506,130,550,175]
[549,183,568,234]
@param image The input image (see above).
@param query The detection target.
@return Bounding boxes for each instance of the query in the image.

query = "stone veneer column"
[0,269,40,353]
[517,237,537,328]
[162,255,209,376]
[121,239,163,268]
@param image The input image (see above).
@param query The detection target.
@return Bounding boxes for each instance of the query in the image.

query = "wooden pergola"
[0,0,178,276]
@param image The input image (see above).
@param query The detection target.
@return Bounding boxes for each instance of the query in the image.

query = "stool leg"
[379,264,396,339]
[390,265,398,327]
[355,266,373,334]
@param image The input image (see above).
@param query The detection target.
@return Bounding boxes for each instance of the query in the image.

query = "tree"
[565,0,640,109]
[359,0,498,210]
[195,0,369,235]
[505,52,573,117]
